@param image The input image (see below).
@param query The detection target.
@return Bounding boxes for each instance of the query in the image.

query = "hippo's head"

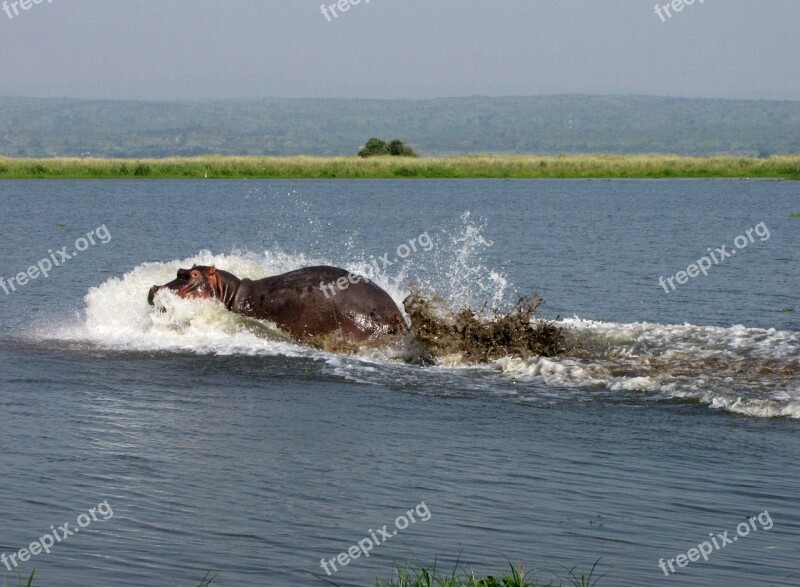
[148,265,220,306]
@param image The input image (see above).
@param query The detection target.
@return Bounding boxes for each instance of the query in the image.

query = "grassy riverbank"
[1,154,799,179]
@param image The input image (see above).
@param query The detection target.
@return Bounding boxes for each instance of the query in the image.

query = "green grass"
[789,212,800,218]
[314,560,608,587]
[0,154,799,179]
[1,569,35,587]
[374,564,553,587]
[369,561,607,587]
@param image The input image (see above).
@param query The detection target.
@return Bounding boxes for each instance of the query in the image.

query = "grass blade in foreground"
[366,560,608,587]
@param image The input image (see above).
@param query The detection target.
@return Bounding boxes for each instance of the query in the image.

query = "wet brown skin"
[148,265,407,343]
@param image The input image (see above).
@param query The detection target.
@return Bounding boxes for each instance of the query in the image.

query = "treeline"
[1,95,799,157]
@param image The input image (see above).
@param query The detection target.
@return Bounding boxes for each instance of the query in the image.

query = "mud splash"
[403,290,566,363]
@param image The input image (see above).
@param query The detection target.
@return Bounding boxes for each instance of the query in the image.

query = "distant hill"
[1,95,799,157]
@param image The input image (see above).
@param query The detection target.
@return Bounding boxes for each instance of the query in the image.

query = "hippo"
[147,265,408,344]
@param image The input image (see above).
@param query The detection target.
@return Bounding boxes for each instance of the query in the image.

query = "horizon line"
[2,93,799,105]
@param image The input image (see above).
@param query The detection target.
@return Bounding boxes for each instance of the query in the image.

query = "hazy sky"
[1,0,798,101]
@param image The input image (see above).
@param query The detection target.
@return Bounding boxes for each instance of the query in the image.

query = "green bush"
[358,137,417,158]
[389,139,416,156]
[133,162,152,176]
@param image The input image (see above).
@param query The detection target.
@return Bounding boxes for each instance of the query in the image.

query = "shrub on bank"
[358,137,417,158]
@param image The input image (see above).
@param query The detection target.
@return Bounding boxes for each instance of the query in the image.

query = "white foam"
[710,396,800,419]
[492,317,799,419]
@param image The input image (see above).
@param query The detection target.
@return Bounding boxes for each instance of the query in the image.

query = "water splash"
[398,211,510,313]
[24,212,800,420]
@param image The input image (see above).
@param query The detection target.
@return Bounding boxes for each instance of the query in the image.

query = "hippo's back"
[236,266,407,341]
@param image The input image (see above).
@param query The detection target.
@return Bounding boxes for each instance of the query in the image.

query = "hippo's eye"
[190,270,201,279]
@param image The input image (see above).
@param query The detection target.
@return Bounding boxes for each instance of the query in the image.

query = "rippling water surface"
[0,180,797,586]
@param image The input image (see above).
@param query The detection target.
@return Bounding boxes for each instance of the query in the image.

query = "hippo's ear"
[191,264,198,269]
[208,265,216,275]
